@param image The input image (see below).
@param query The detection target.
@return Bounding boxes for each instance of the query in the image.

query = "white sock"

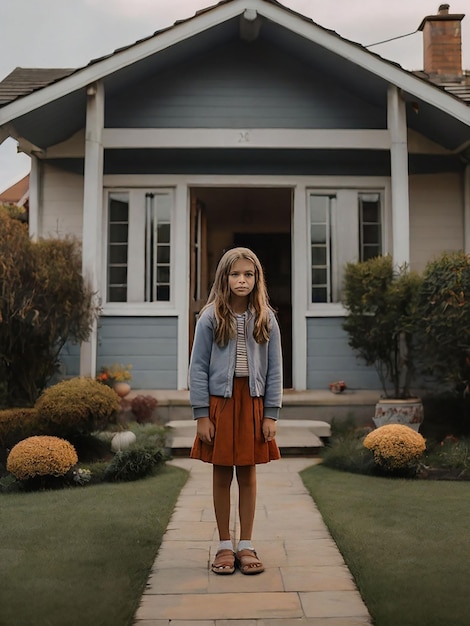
[238,540,254,552]
[218,540,234,552]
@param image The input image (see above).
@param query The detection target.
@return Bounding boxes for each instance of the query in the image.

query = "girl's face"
[228,258,256,301]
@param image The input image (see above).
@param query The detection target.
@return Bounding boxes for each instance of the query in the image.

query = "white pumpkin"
[111,430,136,452]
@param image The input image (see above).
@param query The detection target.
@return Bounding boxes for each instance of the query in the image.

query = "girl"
[189,247,282,575]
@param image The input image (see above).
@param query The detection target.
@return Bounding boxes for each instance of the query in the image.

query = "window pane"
[312,287,327,302]
[311,247,327,265]
[157,285,170,301]
[157,223,170,243]
[312,268,327,284]
[157,245,170,263]
[363,246,381,261]
[108,286,127,302]
[109,245,128,264]
[363,225,380,244]
[311,225,326,244]
[109,266,127,284]
[156,266,170,283]
[109,223,128,243]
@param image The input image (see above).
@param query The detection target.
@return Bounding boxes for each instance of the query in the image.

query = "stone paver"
[133,458,372,625]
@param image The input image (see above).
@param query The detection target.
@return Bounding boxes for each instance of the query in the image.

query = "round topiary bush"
[364,424,426,472]
[35,377,121,436]
[0,407,43,451]
[7,435,78,480]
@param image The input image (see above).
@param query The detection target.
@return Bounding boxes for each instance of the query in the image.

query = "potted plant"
[342,255,424,430]
[96,363,133,397]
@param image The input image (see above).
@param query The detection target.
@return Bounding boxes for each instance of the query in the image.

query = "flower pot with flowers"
[96,363,133,397]
[342,255,424,431]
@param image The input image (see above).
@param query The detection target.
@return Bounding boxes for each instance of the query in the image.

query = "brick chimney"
[418,4,465,83]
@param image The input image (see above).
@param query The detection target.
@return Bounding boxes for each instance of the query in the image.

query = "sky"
[0,0,469,193]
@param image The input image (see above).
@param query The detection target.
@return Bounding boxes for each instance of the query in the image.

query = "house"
[0,0,469,392]
[0,174,29,212]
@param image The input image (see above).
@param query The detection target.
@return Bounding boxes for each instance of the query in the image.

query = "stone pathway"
[133,457,372,625]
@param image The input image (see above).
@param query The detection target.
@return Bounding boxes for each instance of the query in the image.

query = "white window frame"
[102,187,176,314]
[307,184,388,316]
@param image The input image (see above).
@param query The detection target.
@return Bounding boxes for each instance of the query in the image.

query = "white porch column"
[28,155,40,241]
[292,185,308,390]
[80,82,104,377]
[464,164,470,252]
[387,85,410,265]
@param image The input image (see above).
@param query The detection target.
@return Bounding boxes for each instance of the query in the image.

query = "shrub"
[342,255,422,398]
[0,408,43,450]
[7,436,78,480]
[322,436,376,475]
[417,251,470,388]
[130,395,158,423]
[0,207,98,406]
[425,436,470,471]
[104,445,167,482]
[35,377,120,437]
[364,424,426,472]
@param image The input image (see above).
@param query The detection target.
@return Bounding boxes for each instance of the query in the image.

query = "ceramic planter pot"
[373,397,424,432]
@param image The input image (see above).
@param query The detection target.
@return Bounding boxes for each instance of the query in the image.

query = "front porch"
[128,388,380,457]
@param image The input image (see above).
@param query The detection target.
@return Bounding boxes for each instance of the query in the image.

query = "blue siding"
[106,40,385,130]
[97,317,178,389]
[307,317,382,390]
[58,342,81,378]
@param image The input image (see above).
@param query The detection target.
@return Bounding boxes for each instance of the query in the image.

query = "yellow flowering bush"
[363,424,426,471]
[35,377,121,436]
[7,436,78,480]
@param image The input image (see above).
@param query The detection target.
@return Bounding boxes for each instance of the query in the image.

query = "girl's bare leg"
[236,465,257,540]
[213,465,234,540]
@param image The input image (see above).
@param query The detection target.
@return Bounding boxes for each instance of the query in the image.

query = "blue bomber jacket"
[189,304,283,420]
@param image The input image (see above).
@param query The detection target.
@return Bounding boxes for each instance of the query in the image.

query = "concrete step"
[128,388,379,424]
[166,419,331,458]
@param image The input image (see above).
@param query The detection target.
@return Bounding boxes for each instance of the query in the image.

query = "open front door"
[189,197,208,350]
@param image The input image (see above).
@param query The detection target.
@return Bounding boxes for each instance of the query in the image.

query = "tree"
[0,205,98,406]
[417,251,470,390]
[342,255,422,399]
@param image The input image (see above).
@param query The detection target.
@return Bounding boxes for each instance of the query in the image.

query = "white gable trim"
[0,0,469,128]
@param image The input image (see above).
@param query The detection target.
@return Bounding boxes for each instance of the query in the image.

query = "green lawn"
[0,465,188,626]
[301,464,470,626]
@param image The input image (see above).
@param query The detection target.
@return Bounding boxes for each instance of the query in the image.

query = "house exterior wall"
[409,172,464,273]
[306,317,382,390]
[41,164,83,239]
[96,317,178,389]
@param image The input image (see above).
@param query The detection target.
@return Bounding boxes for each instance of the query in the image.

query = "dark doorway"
[189,187,292,388]
[233,233,292,387]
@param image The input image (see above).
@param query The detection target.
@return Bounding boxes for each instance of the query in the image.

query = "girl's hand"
[262,418,277,442]
[196,417,215,445]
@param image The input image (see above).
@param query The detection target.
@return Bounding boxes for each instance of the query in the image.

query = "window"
[309,189,383,305]
[107,192,129,302]
[106,189,173,304]
[359,193,382,261]
[310,194,334,303]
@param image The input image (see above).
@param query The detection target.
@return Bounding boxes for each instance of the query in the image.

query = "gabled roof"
[0,68,75,106]
[0,0,469,154]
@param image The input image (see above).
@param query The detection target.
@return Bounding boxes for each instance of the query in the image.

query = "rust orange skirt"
[190,377,281,466]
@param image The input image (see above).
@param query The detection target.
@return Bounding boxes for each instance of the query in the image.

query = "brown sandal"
[236,549,265,575]
[211,549,236,575]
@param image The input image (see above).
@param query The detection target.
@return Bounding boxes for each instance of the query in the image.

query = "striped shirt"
[235,312,249,377]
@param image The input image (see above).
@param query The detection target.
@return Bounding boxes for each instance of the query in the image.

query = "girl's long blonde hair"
[203,247,272,346]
